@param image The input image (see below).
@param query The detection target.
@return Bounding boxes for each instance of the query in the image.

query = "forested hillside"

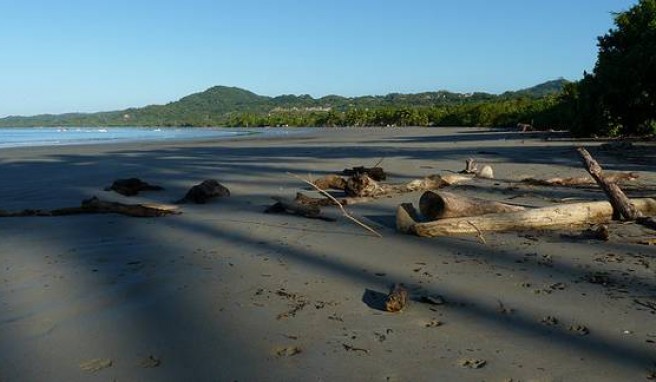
[0,80,569,128]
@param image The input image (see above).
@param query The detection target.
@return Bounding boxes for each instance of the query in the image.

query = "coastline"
[0,126,654,381]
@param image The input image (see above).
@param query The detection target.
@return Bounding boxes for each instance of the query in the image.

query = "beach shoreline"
[1,126,654,381]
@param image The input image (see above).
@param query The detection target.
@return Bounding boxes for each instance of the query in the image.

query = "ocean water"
[0,127,290,149]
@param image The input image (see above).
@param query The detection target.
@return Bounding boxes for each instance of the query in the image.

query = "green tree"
[592,0,656,135]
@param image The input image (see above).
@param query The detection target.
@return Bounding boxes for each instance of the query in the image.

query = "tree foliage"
[568,0,656,136]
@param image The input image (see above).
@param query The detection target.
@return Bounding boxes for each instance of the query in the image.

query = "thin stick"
[288,172,383,238]
[467,220,487,244]
[372,157,385,168]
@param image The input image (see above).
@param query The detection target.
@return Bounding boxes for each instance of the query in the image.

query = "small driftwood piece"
[384,284,408,313]
[313,175,347,191]
[461,158,478,174]
[0,196,179,218]
[419,191,526,220]
[105,178,164,196]
[345,173,470,198]
[342,166,387,181]
[265,196,335,221]
[522,172,639,187]
[397,198,656,237]
[176,179,230,204]
[294,192,375,206]
[577,147,640,220]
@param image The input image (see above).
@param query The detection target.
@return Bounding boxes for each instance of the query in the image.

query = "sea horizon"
[0,126,298,149]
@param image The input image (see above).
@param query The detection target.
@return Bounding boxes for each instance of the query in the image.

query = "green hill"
[0,79,569,127]
[501,78,570,98]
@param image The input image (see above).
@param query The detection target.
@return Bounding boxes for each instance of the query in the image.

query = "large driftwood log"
[176,179,230,204]
[419,191,526,220]
[577,147,640,220]
[397,198,656,237]
[345,174,470,198]
[105,178,164,196]
[0,197,180,218]
[522,172,639,187]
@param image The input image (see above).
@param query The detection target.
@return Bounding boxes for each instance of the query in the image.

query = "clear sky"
[0,0,637,117]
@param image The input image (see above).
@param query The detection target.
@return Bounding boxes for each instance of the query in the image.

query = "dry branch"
[577,147,640,220]
[397,198,656,237]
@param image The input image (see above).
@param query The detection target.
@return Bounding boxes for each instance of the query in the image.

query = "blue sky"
[0,0,637,117]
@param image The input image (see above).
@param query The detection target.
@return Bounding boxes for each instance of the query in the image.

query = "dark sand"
[0,127,655,381]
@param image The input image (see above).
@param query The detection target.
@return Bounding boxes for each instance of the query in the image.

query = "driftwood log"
[384,284,408,313]
[522,172,639,187]
[265,196,335,221]
[176,179,230,204]
[294,192,376,206]
[397,198,656,237]
[313,175,347,191]
[0,196,179,218]
[342,166,387,181]
[345,173,470,198]
[105,178,164,196]
[419,191,526,220]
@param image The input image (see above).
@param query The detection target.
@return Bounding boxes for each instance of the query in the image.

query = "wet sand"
[0,127,655,381]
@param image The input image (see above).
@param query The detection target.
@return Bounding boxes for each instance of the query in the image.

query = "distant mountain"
[0,79,568,127]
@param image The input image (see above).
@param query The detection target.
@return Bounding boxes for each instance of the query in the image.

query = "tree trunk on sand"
[419,191,526,220]
[345,173,470,198]
[577,147,641,220]
[396,198,656,237]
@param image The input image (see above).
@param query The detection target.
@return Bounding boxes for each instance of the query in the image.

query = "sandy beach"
[1,127,655,381]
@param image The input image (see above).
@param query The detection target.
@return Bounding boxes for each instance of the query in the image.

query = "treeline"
[225,96,567,129]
